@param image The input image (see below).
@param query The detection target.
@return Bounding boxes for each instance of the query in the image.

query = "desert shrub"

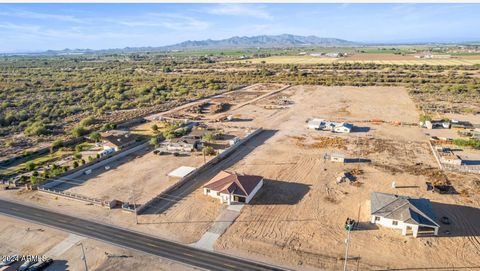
[202,146,216,156]
[24,121,48,136]
[79,116,95,127]
[89,132,101,142]
[72,125,89,137]
[453,138,480,149]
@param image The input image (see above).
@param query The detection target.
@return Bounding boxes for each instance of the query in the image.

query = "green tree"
[25,161,35,171]
[24,121,48,136]
[202,132,215,142]
[72,126,89,137]
[202,146,216,156]
[89,132,101,142]
[75,144,83,153]
[51,139,63,153]
[149,137,158,146]
[79,116,95,127]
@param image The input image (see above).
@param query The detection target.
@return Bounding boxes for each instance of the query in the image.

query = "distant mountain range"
[2,34,360,55]
[3,34,478,56]
[163,34,358,49]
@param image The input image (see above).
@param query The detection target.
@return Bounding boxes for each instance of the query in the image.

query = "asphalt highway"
[0,198,287,271]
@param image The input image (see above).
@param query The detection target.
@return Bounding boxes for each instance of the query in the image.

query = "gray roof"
[371,192,440,228]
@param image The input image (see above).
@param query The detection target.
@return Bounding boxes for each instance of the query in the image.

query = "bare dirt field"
[0,216,192,271]
[58,147,209,204]
[204,85,480,270]
[345,53,419,61]
[2,85,480,270]
[162,83,288,121]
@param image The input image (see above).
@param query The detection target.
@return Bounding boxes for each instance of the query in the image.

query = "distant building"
[307,118,324,130]
[421,120,451,129]
[370,192,440,237]
[451,120,474,129]
[101,130,139,151]
[97,148,115,158]
[333,123,353,133]
[307,118,353,133]
[325,52,341,58]
[415,53,451,59]
[203,171,263,204]
[330,153,346,163]
[163,137,202,152]
[437,147,463,165]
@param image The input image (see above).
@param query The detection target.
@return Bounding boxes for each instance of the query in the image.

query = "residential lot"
[58,147,209,204]
[205,86,480,270]
[1,84,479,270]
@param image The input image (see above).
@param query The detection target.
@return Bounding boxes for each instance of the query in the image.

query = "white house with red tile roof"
[203,171,263,204]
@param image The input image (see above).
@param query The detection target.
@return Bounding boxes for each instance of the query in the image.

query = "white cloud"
[0,22,40,32]
[206,4,273,20]
[0,10,84,23]
[114,13,210,31]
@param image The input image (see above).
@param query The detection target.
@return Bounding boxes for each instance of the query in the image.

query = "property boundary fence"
[443,164,480,174]
[428,141,444,170]
[39,141,149,189]
[136,128,263,214]
[429,141,480,174]
[38,187,115,208]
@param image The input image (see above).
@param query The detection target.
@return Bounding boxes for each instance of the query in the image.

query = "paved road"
[0,199,286,271]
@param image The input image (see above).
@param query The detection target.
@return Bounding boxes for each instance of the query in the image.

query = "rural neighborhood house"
[370,192,440,237]
[203,171,264,204]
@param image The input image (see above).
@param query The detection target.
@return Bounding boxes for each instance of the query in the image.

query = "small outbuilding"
[333,123,353,133]
[307,118,324,130]
[437,147,463,165]
[167,166,196,180]
[370,192,440,237]
[330,153,345,163]
[203,171,263,205]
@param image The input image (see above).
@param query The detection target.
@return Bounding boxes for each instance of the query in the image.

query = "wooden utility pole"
[344,229,351,271]
[203,148,206,164]
[131,187,138,225]
[78,242,88,271]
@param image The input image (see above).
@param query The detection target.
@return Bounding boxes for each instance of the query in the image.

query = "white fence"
[38,187,115,208]
[443,164,480,174]
[40,142,149,189]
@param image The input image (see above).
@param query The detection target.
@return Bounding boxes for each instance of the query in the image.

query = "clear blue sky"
[1,3,480,52]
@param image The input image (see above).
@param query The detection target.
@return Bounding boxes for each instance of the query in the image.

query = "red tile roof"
[203,171,263,197]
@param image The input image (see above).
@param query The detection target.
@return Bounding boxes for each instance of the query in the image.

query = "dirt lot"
[58,147,209,204]
[0,216,191,271]
[162,83,288,121]
[205,86,480,270]
[2,85,480,270]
